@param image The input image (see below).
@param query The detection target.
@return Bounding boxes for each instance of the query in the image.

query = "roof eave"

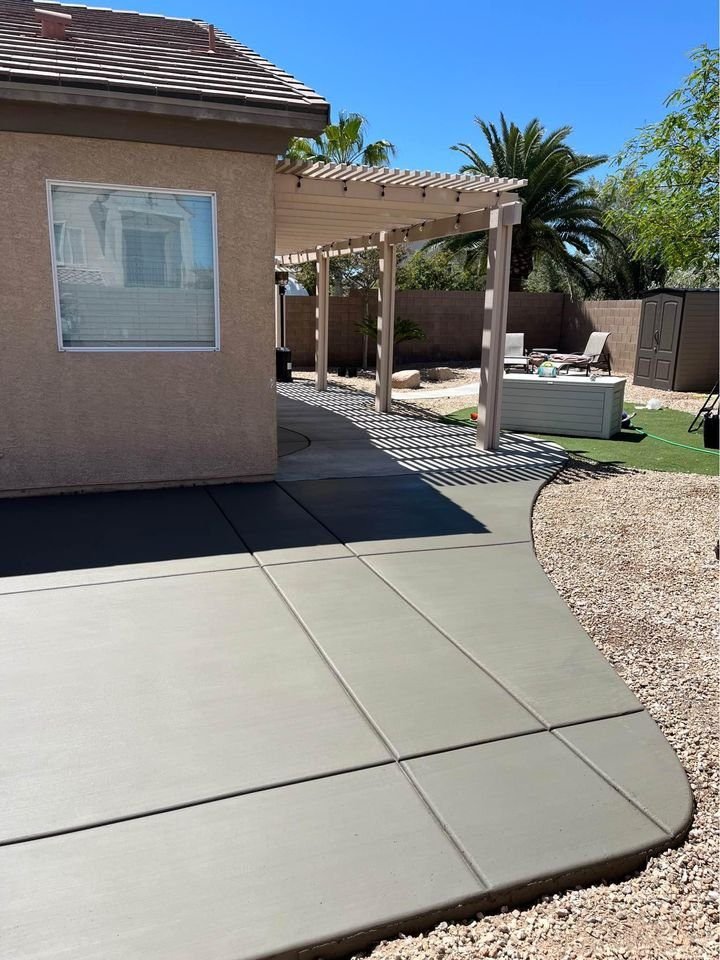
[0,79,330,136]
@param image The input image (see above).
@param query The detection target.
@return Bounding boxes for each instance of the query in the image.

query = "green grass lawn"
[447,403,719,476]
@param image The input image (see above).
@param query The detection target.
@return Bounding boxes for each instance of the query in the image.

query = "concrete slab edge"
[287,833,692,960]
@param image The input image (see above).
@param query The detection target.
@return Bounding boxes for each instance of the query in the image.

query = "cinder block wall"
[674,292,720,392]
[560,299,642,374]
[285,291,564,367]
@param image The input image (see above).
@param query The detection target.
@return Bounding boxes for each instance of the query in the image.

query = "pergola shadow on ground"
[277,381,566,487]
[1,385,692,960]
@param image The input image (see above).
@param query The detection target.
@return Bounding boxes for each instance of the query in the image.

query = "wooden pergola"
[275,160,526,450]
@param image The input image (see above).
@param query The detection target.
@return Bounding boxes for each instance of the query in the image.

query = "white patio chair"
[503,333,530,371]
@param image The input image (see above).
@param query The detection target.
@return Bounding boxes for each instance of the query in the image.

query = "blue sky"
[137,0,715,176]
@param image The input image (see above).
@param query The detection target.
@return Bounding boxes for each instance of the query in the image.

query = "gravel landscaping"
[364,466,718,960]
[293,367,711,420]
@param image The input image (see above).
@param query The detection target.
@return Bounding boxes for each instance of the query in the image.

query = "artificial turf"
[447,402,720,476]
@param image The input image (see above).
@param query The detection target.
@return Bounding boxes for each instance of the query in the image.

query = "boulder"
[425,366,455,382]
[391,369,421,389]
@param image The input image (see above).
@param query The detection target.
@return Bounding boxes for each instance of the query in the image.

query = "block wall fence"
[285,291,643,374]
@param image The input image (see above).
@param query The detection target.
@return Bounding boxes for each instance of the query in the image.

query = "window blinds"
[49,184,218,349]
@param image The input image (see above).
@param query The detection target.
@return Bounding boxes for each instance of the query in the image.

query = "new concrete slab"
[278,475,543,555]
[0,485,248,577]
[3,765,481,960]
[557,712,694,836]
[365,544,641,726]
[208,482,351,565]
[269,556,542,756]
[0,567,389,842]
[406,732,667,890]
[0,552,256,594]
[0,384,692,960]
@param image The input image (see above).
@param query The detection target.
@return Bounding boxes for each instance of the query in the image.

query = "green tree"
[396,249,482,290]
[285,112,396,166]
[294,251,379,297]
[294,252,380,368]
[606,46,719,286]
[437,115,614,291]
[356,315,426,369]
[525,176,668,298]
[582,178,668,298]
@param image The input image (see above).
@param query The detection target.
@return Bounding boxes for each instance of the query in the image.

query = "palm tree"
[285,111,396,166]
[438,115,614,291]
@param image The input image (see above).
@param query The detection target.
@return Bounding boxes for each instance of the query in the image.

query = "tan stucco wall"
[0,132,277,494]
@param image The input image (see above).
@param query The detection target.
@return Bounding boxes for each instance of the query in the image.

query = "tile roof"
[0,0,329,118]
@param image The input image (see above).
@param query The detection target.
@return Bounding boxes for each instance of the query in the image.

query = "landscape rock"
[392,369,421,389]
[424,367,455,382]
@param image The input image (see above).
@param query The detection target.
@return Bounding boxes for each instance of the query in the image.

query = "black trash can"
[703,412,718,449]
[275,347,292,383]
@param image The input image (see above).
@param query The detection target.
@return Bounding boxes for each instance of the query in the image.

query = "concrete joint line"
[273,479,550,730]
[0,757,396,850]
[261,565,491,892]
[552,727,674,838]
[356,554,550,731]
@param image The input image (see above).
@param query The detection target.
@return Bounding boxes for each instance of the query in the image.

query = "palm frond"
[444,114,612,288]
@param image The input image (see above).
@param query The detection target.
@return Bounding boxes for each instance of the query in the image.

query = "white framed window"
[47,181,220,352]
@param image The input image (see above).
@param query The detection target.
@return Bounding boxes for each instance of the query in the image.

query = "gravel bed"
[293,368,710,420]
[616,375,708,415]
[365,467,719,960]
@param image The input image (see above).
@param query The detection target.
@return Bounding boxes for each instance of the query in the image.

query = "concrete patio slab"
[557,712,693,835]
[0,567,388,842]
[406,732,667,890]
[0,485,248,578]
[0,552,256,594]
[278,424,310,457]
[269,557,542,757]
[208,481,351,565]
[366,544,641,726]
[276,383,566,484]
[0,383,692,960]
[278,475,544,555]
[3,765,481,960]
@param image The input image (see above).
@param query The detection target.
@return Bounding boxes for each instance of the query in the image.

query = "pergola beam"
[277,200,520,264]
[275,170,523,205]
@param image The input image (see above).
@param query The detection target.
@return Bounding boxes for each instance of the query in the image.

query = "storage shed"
[634,288,719,392]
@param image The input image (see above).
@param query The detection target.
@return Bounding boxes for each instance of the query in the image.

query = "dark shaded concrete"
[0,485,247,577]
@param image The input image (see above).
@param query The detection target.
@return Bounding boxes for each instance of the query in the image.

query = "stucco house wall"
[0,132,277,495]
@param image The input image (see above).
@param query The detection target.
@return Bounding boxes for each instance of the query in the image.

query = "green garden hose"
[633,428,720,457]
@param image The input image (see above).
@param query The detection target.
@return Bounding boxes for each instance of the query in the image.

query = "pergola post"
[315,250,330,391]
[375,234,396,413]
[476,202,521,450]
[274,283,282,347]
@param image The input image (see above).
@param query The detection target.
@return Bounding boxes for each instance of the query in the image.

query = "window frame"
[46,179,221,353]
